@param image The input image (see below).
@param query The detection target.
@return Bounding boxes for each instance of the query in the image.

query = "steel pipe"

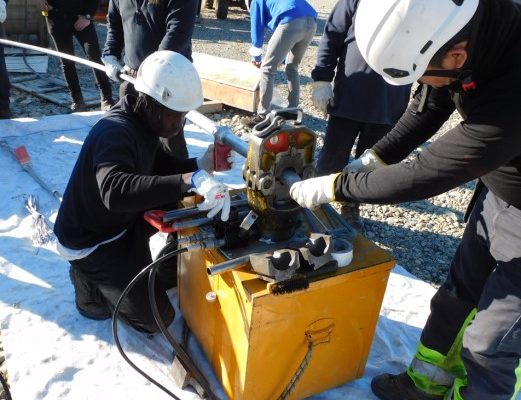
[206,255,251,276]
[0,38,135,85]
[0,38,249,159]
[186,111,249,158]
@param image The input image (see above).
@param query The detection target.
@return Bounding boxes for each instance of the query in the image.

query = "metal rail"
[0,38,250,157]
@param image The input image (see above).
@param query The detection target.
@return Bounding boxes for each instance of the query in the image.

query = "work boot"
[69,267,111,321]
[0,108,13,119]
[100,98,115,112]
[371,372,444,400]
[70,100,88,113]
[100,87,115,112]
[340,201,364,232]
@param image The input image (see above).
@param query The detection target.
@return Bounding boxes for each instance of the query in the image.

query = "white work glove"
[196,144,215,173]
[0,1,7,24]
[343,149,386,173]
[190,169,231,221]
[197,144,238,173]
[289,173,340,209]
[311,81,334,116]
[249,46,262,68]
[101,55,123,82]
[226,150,238,170]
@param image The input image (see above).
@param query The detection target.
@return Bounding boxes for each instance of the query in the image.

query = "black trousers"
[70,219,177,333]
[316,115,392,175]
[45,15,112,103]
[0,23,10,110]
[120,80,190,159]
[421,188,521,399]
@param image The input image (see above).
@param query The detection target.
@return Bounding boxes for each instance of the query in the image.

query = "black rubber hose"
[0,370,12,400]
[112,247,188,400]
[148,250,219,400]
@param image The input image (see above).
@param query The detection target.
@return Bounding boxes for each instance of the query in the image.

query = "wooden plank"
[192,52,260,112]
[201,79,258,112]
[196,100,223,114]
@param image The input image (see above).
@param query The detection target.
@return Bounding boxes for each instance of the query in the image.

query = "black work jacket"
[102,0,198,70]
[311,0,410,125]
[54,96,197,249]
[335,0,521,209]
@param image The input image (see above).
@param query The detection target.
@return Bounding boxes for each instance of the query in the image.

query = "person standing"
[248,0,317,124]
[39,0,115,112]
[290,0,521,398]
[101,0,198,159]
[0,0,11,119]
[311,0,410,230]
[54,51,230,333]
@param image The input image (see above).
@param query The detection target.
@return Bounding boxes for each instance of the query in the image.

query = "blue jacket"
[311,0,410,125]
[250,0,317,50]
[103,0,197,70]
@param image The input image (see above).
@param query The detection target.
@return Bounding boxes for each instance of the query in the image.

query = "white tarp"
[0,112,440,400]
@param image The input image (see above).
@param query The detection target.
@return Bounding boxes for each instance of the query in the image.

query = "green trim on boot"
[408,309,477,397]
[512,359,521,400]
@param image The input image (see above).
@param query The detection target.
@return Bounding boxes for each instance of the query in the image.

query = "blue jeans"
[258,16,316,115]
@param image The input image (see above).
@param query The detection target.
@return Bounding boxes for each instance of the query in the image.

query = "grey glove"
[101,55,123,82]
[344,149,386,173]
[289,173,339,209]
[0,0,6,23]
[311,81,334,116]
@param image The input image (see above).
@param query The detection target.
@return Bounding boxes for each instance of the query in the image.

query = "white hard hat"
[355,0,479,85]
[134,50,204,112]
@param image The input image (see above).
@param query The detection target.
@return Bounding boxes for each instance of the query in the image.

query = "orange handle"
[144,210,176,233]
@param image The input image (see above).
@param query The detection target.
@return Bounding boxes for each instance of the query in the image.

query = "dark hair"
[429,17,474,67]
[134,92,157,113]
[133,92,166,130]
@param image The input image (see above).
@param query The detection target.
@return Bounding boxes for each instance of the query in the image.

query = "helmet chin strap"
[422,69,476,92]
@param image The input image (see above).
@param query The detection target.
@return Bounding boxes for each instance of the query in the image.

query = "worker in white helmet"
[54,51,231,333]
[290,0,521,399]
[101,0,198,160]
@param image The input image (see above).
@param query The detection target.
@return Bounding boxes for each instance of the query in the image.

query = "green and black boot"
[371,372,444,400]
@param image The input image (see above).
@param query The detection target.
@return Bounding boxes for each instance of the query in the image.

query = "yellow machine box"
[178,231,394,400]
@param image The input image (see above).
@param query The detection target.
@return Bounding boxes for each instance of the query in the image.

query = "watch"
[84,14,92,20]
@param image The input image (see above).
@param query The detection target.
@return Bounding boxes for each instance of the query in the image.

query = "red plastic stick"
[14,145,31,165]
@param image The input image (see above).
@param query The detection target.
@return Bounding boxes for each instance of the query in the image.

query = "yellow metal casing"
[178,229,394,400]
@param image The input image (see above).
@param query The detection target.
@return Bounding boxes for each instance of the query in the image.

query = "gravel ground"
[7,3,471,285]
[1,3,472,397]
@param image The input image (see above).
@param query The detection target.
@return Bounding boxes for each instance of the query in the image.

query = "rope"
[277,340,314,400]
[25,195,54,247]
